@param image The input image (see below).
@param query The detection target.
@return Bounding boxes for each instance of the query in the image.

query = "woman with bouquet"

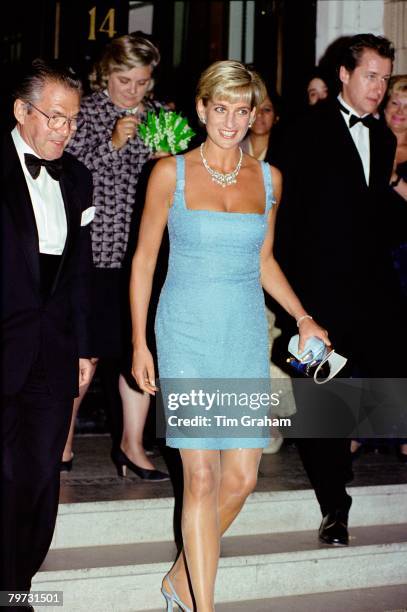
[63,33,169,480]
[130,60,329,610]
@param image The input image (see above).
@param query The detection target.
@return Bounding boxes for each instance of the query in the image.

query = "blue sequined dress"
[155,155,275,449]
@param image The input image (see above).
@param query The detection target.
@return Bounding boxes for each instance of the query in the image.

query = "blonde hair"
[196,60,266,109]
[388,74,407,96]
[89,34,160,91]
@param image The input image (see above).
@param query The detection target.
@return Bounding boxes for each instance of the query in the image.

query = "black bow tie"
[24,153,63,180]
[348,114,375,128]
[337,101,375,129]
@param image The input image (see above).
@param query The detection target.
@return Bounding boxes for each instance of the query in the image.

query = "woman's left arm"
[260,165,331,351]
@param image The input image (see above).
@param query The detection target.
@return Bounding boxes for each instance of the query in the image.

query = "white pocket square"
[81,206,96,226]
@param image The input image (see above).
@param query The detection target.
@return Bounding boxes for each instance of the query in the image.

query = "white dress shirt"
[337,94,370,185]
[11,126,67,254]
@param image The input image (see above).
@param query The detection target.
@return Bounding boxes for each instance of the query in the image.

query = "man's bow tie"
[348,114,375,128]
[337,101,375,129]
[24,153,63,180]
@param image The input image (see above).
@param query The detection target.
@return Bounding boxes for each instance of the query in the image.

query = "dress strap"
[172,155,186,211]
[260,160,276,214]
[175,154,185,187]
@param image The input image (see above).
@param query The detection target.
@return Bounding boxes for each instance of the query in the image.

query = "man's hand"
[79,357,98,388]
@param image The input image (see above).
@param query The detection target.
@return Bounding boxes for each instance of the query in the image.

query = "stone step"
[51,484,407,549]
[149,583,407,612]
[34,524,407,611]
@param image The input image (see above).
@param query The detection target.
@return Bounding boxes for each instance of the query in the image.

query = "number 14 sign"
[88,6,116,40]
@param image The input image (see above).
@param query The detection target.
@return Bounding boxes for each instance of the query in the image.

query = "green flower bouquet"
[138,108,195,155]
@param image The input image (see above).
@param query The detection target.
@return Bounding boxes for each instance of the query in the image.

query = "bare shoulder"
[269,164,282,186]
[150,155,177,180]
[268,164,282,201]
[148,155,177,193]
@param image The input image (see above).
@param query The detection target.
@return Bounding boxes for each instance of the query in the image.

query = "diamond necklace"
[200,143,243,188]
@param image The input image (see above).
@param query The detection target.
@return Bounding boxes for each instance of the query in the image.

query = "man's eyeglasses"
[28,102,78,130]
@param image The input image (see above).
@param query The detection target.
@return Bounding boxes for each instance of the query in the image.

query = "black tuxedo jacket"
[274,101,400,358]
[1,132,94,397]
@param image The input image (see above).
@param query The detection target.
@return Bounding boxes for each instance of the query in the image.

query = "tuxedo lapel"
[50,163,81,295]
[331,108,368,188]
[369,129,379,193]
[3,138,41,289]
[368,119,389,193]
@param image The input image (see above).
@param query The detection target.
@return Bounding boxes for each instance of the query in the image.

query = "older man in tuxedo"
[274,34,405,546]
[1,59,95,597]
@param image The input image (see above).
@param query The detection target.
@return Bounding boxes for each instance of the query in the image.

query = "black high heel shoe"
[111,447,170,481]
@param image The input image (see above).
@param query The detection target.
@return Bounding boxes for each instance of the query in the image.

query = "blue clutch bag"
[287,335,347,384]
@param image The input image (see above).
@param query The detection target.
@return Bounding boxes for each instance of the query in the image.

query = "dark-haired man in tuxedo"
[274,34,405,546]
[1,59,95,598]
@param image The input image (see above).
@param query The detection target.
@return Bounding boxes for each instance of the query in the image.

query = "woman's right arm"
[130,156,176,394]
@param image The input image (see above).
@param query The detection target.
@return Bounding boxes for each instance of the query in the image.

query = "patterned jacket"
[67,91,164,268]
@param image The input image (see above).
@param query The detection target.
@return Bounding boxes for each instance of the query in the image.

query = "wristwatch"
[390,174,401,188]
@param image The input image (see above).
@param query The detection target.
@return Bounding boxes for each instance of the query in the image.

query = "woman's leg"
[61,362,98,462]
[172,449,221,612]
[217,448,263,531]
[168,448,262,610]
[118,374,156,469]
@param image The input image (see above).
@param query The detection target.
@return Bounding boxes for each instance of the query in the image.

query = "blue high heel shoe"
[161,575,192,611]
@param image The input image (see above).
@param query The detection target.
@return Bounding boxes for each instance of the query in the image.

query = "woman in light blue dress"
[130,61,329,611]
